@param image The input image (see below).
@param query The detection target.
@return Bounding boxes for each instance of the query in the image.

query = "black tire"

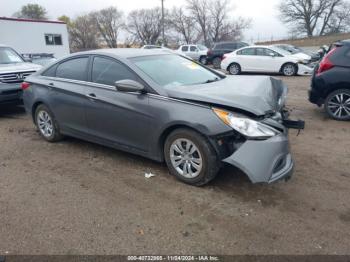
[34,104,63,142]
[281,63,297,76]
[199,56,207,65]
[324,89,350,121]
[212,57,222,69]
[227,63,241,75]
[164,128,219,186]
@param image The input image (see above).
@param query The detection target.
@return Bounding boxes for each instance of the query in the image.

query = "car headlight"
[213,108,279,139]
[297,59,309,65]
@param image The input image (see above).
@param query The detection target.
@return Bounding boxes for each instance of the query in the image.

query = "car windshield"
[270,46,291,56]
[0,47,24,64]
[131,54,222,88]
[278,45,299,54]
[197,44,207,51]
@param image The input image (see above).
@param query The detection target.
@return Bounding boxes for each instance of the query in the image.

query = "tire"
[281,63,297,76]
[324,89,350,121]
[199,56,207,65]
[164,128,219,186]
[228,63,241,75]
[34,104,63,142]
[212,57,222,69]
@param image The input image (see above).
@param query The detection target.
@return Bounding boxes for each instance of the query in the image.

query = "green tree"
[13,4,48,20]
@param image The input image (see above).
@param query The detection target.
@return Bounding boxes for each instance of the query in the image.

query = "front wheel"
[35,104,63,142]
[324,89,350,120]
[212,57,222,69]
[164,128,219,186]
[228,63,241,75]
[281,63,297,76]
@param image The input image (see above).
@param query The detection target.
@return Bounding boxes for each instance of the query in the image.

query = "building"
[0,17,70,58]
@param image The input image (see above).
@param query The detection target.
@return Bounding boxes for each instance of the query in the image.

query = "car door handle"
[47,82,54,90]
[86,93,97,99]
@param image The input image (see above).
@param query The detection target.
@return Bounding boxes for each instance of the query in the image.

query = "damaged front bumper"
[222,133,294,183]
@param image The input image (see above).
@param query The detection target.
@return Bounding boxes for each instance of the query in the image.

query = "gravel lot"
[0,76,349,255]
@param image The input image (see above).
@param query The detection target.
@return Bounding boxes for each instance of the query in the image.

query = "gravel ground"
[0,76,349,255]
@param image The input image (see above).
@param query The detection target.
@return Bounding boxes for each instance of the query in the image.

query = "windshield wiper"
[204,77,220,83]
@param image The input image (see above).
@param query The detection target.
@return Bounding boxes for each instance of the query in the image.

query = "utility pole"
[161,0,165,46]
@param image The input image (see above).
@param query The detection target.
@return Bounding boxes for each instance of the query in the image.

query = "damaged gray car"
[22,49,304,186]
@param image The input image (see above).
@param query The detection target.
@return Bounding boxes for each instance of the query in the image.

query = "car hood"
[290,52,311,60]
[165,75,288,116]
[0,62,42,74]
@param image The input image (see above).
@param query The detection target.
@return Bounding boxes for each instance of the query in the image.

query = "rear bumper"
[308,89,323,106]
[0,83,23,105]
[222,134,294,183]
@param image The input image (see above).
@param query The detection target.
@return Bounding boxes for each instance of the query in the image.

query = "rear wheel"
[281,63,297,76]
[35,104,63,142]
[212,57,222,69]
[228,63,241,75]
[164,128,219,186]
[325,89,350,120]
[199,56,207,65]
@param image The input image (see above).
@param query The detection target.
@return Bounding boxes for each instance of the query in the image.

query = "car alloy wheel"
[326,90,350,120]
[169,138,203,178]
[282,64,296,76]
[212,57,221,69]
[228,64,240,75]
[199,57,207,65]
[37,110,54,138]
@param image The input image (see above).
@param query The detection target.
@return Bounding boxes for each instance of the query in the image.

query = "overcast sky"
[0,0,287,42]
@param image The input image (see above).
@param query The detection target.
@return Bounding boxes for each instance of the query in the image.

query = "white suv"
[177,44,208,64]
[0,44,41,105]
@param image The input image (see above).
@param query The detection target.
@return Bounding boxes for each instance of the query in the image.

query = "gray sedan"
[22,49,302,186]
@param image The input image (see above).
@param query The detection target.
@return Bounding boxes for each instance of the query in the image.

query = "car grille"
[0,71,35,84]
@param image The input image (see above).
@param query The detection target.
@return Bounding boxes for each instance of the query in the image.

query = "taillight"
[222,54,227,60]
[316,47,337,75]
[207,50,212,56]
[21,82,30,90]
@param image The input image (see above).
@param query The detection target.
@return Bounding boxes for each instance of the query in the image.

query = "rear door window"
[238,48,255,56]
[56,57,89,81]
[91,56,138,86]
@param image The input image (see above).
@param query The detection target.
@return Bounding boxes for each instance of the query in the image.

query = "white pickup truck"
[0,44,41,105]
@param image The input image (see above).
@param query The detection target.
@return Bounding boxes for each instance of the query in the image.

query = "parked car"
[0,44,41,105]
[221,45,313,76]
[309,39,350,120]
[177,44,208,64]
[273,44,320,62]
[22,49,303,186]
[21,53,57,66]
[141,45,166,49]
[207,42,249,68]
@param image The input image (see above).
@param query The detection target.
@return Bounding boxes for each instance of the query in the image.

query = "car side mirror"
[115,79,145,93]
[269,52,276,57]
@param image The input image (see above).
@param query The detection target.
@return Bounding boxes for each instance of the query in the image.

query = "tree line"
[12,0,350,51]
[13,1,251,51]
[279,0,350,37]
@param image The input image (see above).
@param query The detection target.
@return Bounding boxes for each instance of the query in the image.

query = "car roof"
[74,48,174,58]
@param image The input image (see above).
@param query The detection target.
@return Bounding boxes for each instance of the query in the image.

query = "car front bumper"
[297,64,313,75]
[0,83,23,105]
[222,134,294,183]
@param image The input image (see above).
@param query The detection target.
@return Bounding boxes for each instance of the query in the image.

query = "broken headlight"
[213,108,280,139]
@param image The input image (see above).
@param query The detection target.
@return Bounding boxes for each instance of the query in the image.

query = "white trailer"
[0,17,70,58]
